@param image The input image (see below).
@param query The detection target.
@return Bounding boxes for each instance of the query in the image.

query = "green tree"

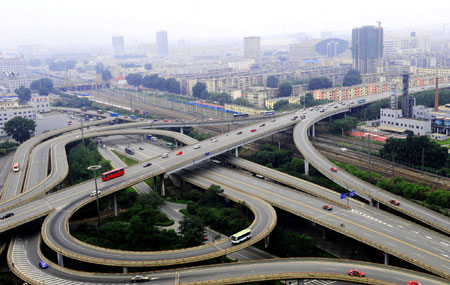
[329,117,358,134]
[38,87,49,96]
[102,70,112,82]
[164,78,181,94]
[30,78,53,92]
[278,82,293,97]
[266,75,278,88]
[126,73,143,87]
[308,77,332,90]
[304,92,314,107]
[14,86,31,104]
[179,216,205,247]
[2,117,36,143]
[233,97,251,106]
[192,82,207,98]
[273,100,289,110]
[144,63,153,70]
[343,69,362,86]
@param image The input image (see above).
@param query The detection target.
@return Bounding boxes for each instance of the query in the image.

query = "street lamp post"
[87,165,102,227]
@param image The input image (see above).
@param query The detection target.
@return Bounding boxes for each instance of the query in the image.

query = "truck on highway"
[146,134,152,140]
[97,109,104,114]
[130,115,137,119]
[110,112,119,117]
[357,99,366,104]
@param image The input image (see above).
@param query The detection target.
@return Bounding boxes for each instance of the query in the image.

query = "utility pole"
[87,165,102,228]
[421,147,425,173]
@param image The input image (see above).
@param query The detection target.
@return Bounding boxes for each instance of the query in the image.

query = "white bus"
[231,229,252,245]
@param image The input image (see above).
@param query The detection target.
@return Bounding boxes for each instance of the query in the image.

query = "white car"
[162,153,169,158]
[210,137,218,143]
[90,190,101,197]
[194,144,201,149]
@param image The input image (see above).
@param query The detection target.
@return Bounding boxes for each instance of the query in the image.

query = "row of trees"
[47,59,77,71]
[30,78,54,96]
[126,73,182,94]
[379,134,449,170]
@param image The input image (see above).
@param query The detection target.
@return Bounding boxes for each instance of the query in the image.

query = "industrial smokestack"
[434,77,439,112]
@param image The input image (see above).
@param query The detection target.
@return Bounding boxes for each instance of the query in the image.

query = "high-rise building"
[112,36,125,57]
[156,30,169,56]
[244,36,261,65]
[352,25,384,74]
[0,57,32,91]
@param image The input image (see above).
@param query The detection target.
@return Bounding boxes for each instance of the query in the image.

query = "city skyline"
[1,0,450,50]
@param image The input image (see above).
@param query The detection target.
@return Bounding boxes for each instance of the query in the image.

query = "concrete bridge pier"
[322,228,327,240]
[235,147,239,158]
[304,159,309,176]
[57,253,64,267]
[297,280,304,285]
[123,267,128,273]
[311,124,315,137]
[175,140,178,148]
[113,193,118,217]
[264,235,270,248]
[384,252,389,265]
[180,127,183,134]
[161,173,166,196]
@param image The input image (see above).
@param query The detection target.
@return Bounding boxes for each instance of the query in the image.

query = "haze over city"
[2,0,450,48]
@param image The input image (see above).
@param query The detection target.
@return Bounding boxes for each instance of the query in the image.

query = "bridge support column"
[57,253,64,267]
[113,193,118,216]
[384,252,389,265]
[264,235,270,248]
[304,160,309,176]
[180,127,183,134]
[140,134,143,142]
[161,173,166,196]
[297,280,304,285]
[235,147,239,158]
[312,124,315,137]
[123,267,128,273]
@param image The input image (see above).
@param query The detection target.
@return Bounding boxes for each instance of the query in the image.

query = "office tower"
[244,36,261,65]
[352,24,384,74]
[112,36,125,57]
[156,30,169,56]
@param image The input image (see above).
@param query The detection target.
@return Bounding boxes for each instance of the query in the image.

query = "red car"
[330,167,338,172]
[163,119,169,122]
[390,199,400,205]
[251,129,256,132]
[408,282,423,285]
[322,205,333,211]
[176,151,183,155]
[348,269,365,277]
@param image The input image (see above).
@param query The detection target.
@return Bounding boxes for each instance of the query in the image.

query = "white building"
[0,57,33,91]
[380,108,431,136]
[30,95,51,113]
[0,106,36,137]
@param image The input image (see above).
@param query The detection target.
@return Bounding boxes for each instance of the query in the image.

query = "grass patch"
[112,150,138,166]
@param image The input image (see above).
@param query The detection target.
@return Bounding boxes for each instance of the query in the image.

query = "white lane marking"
[440,242,449,246]
[425,236,432,239]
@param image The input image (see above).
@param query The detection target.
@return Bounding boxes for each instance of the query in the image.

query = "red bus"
[101,168,125,181]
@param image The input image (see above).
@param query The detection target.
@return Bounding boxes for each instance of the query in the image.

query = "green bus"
[166,142,174,149]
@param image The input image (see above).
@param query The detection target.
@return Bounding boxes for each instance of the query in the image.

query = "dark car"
[236,131,242,135]
[322,205,333,211]
[143,162,152,168]
[139,147,144,150]
[259,123,265,127]
[39,261,48,269]
[0,213,14,219]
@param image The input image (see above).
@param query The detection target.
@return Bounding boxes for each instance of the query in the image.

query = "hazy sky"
[1,0,449,49]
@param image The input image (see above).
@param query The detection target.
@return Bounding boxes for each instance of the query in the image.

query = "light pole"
[87,165,102,227]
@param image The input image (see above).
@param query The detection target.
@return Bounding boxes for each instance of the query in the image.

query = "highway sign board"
[340,193,347,199]
[349,191,356,197]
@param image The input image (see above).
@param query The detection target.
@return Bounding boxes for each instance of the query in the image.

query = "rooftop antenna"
[376,19,382,28]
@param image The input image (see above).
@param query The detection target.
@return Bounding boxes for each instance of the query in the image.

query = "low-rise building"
[380,108,431,136]
[0,106,36,137]
[224,104,265,115]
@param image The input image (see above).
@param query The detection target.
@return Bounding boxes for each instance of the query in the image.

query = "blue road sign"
[349,191,356,197]
[205,152,210,156]
[340,193,347,199]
